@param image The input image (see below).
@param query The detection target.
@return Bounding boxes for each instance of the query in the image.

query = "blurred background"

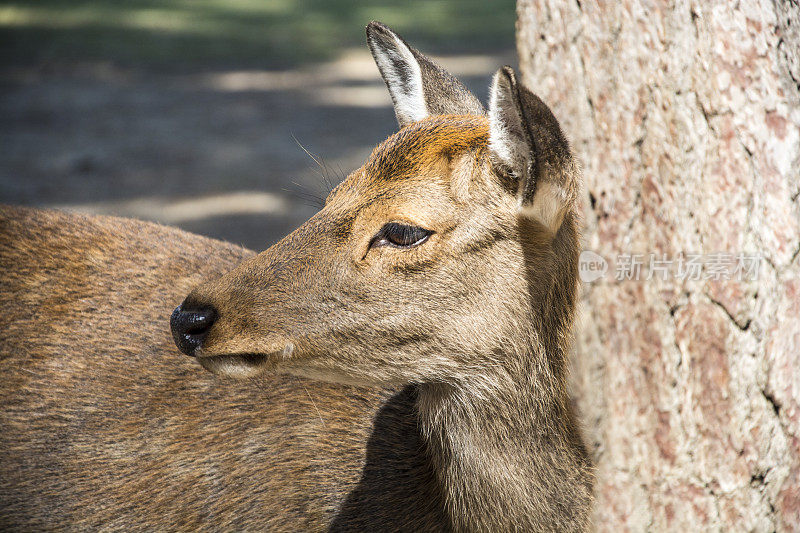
[0,0,516,250]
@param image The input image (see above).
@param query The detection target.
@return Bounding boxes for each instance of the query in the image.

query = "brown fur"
[364,115,490,182]
[1,23,594,531]
[183,112,594,531]
[0,206,450,531]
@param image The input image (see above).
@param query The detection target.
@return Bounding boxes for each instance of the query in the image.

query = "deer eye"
[372,222,432,249]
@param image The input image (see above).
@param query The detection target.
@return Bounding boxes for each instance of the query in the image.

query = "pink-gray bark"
[516,1,800,530]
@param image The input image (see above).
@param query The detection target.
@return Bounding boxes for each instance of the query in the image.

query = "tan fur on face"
[191,115,510,385]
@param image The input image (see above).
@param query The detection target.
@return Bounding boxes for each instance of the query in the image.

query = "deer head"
[171,22,580,394]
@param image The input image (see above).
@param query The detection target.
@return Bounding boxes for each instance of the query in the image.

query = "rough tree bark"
[516,1,800,530]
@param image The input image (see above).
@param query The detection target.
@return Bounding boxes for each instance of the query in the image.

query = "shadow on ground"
[0,2,516,250]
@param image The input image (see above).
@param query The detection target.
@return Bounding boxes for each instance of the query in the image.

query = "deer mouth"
[195,344,294,378]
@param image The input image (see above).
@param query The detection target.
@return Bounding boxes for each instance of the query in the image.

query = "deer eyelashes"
[370,222,432,249]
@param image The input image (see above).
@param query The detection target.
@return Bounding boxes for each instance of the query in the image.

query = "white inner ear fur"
[488,70,568,234]
[371,32,428,126]
[488,71,527,174]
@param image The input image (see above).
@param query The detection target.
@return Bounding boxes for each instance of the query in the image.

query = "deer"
[0,22,593,531]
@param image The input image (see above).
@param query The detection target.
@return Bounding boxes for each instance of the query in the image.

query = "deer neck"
[415,345,593,531]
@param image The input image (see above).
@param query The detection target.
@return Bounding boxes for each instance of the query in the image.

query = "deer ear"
[488,66,576,234]
[367,21,484,128]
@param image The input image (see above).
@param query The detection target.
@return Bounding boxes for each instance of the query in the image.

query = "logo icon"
[579,250,607,283]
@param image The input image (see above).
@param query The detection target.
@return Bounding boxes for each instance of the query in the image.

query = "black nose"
[170,303,217,356]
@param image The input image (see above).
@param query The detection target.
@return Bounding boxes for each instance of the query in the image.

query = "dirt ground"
[0,49,514,250]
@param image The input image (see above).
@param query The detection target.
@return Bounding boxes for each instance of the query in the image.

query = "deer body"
[0,207,451,530]
[1,23,593,531]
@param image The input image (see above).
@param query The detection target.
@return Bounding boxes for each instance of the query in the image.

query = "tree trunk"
[516,1,800,530]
